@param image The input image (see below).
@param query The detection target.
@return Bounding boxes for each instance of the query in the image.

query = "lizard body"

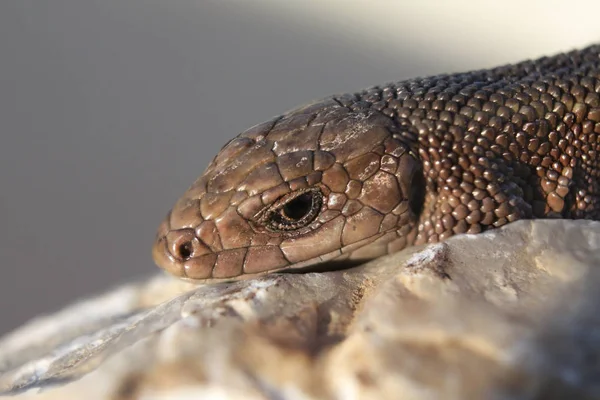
[153,45,600,281]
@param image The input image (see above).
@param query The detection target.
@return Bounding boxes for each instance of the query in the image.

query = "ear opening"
[408,168,425,217]
[395,147,425,218]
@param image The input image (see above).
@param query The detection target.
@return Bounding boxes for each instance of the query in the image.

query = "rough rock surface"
[0,220,599,400]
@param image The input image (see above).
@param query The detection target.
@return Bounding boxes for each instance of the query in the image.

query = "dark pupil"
[282,193,313,220]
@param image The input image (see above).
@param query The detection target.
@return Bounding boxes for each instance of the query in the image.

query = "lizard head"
[152,100,424,281]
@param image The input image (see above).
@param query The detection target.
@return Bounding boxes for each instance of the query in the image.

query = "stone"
[0,220,599,399]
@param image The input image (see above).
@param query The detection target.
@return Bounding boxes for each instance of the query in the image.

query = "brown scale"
[346,47,600,244]
[152,45,600,282]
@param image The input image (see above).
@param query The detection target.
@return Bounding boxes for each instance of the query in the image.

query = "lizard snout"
[152,214,216,279]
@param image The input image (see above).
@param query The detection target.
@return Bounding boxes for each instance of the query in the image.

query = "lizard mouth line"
[176,232,390,283]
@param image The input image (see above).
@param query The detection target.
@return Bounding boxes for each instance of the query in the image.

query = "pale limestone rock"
[0,220,599,399]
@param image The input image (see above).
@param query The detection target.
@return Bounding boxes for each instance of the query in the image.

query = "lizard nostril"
[165,229,213,263]
[177,241,193,260]
[166,230,200,262]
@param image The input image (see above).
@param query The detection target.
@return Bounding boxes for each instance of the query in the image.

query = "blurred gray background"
[1,0,599,335]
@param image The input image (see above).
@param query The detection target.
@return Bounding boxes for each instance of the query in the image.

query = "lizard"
[152,45,600,282]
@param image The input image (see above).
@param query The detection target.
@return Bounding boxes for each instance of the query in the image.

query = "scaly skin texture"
[153,45,600,281]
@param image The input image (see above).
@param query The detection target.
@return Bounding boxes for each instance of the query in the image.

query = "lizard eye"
[264,188,323,232]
